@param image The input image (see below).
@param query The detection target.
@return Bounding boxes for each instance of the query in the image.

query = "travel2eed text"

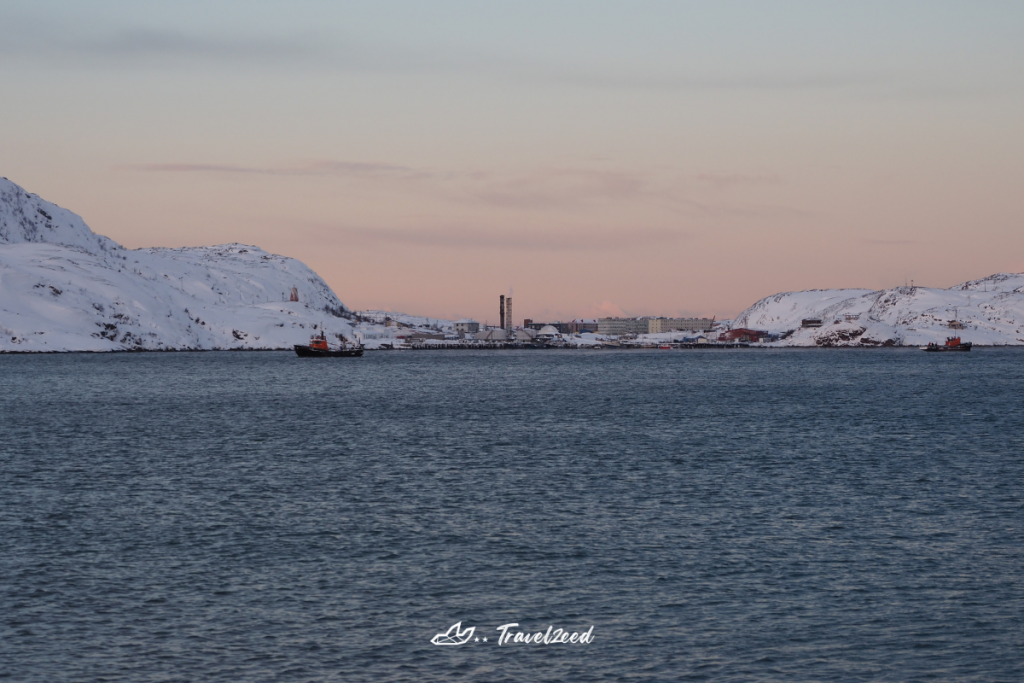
[431,622,594,646]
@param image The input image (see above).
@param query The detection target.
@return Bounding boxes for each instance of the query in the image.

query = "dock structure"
[371,340,752,351]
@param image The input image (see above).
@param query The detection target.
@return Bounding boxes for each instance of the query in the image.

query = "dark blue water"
[1,349,1022,682]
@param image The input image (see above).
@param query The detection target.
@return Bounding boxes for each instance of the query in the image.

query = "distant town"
[351,294,777,350]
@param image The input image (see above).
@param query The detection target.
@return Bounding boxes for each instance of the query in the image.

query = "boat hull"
[294,345,364,357]
[923,343,972,352]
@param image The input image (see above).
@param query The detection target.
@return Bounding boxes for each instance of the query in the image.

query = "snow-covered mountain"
[1,177,357,352]
[734,275,1024,346]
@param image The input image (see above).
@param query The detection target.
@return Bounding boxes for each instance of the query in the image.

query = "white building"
[454,319,480,334]
[649,317,715,333]
[598,318,651,335]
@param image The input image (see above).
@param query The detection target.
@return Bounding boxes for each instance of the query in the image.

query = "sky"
[2,1,1023,323]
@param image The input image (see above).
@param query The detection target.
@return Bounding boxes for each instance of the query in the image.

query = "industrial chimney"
[499,295,505,330]
[505,297,512,333]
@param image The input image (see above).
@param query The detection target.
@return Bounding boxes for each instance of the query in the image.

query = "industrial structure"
[525,320,569,333]
[497,293,515,333]
[490,305,712,338]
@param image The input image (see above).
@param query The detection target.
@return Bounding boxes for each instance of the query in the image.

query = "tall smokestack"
[499,295,505,330]
[505,297,513,333]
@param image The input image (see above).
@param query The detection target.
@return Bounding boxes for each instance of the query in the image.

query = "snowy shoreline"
[6,345,1023,356]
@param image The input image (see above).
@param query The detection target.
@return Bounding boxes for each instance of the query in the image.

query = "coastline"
[4,344,1021,355]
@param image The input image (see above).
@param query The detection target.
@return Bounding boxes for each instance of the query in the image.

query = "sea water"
[1,349,1022,682]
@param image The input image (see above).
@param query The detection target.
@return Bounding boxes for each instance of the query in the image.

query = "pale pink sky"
[3,2,1023,322]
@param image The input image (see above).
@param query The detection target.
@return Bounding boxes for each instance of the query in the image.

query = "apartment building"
[598,317,716,335]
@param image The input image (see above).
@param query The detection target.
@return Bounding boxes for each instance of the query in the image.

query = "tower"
[499,295,505,330]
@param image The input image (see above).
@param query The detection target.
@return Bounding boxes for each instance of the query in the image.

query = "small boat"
[294,331,364,357]
[922,336,972,352]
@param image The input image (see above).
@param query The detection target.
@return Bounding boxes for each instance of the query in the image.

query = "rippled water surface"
[2,349,1023,682]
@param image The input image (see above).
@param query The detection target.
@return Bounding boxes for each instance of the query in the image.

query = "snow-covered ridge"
[734,276,1024,346]
[1,177,355,352]
[1,178,119,255]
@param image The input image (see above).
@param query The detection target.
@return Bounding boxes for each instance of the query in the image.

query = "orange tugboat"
[922,336,972,352]
[294,331,364,357]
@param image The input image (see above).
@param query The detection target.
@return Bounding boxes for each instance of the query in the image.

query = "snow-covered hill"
[734,275,1024,346]
[1,177,357,352]
[354,310,453,331]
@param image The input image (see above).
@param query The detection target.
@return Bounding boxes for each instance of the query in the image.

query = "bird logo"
[431,622,476,646]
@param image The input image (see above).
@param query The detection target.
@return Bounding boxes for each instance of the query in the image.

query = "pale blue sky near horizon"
[6,2,1022,82]
[2,1,1023,320]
